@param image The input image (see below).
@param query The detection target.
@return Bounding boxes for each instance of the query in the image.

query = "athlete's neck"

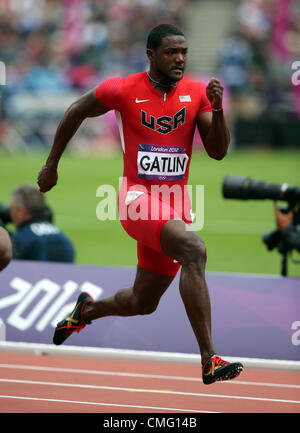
[147,71,177,94]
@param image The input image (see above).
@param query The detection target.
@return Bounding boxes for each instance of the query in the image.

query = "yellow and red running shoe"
[53,292,93,345]
[202,354,243,384]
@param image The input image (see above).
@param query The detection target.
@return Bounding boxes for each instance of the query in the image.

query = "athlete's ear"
[146,48,154,61]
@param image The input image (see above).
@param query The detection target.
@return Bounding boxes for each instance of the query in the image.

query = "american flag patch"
[179,95,191,102]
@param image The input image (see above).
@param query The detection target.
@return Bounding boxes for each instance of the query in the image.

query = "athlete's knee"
[178,233,207,268]
[161,220,207,268]
[139,303,158,315]
[133,296,159,315]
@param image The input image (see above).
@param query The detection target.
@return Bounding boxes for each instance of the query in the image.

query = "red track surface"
[0,352,299,413]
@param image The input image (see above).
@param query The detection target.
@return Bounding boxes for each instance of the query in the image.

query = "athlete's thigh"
[137,241,181,277]
[120,187,180,253]
[132,265,175,307]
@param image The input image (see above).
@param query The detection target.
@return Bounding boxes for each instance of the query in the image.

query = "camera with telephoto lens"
[222,175,300,275]
[0,203,12,225]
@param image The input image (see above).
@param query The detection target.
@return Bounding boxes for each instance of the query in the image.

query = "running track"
[0,351,299,413]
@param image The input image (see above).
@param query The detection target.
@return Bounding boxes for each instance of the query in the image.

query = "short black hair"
[12,184,49,219]
[147,24,184,50]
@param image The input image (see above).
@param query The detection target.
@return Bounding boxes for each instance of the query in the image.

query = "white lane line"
[0,378,299,405]
[220,380,300,389]
[0,395,216,413]
[0,363,299,389]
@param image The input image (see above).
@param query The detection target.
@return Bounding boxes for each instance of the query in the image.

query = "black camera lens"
[261,229,282,250]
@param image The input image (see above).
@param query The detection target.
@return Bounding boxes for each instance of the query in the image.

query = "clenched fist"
[206,77,224,110]
[37,165,58,193]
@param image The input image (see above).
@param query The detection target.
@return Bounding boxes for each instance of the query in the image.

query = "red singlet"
[95,72,212,276]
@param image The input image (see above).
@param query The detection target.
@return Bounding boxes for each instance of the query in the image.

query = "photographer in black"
[0,184,75,263]
[273,203,300,253]
[222,175,300,276]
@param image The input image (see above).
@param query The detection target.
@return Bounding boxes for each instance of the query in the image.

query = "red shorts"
[118,180,192,276]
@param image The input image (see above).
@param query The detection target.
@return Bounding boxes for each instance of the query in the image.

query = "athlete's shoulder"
[95,76,125,110]
[122,71,147,87]
[180,75,211,112]
[181,74,207,91]
[120,72,149,99]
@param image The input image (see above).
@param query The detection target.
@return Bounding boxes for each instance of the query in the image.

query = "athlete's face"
[149,35,188,83]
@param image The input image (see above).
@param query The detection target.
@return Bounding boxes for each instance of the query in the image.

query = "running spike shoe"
[202,354,243,385]
[53,292,93,345]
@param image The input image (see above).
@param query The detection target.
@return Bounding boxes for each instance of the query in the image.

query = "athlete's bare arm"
[38,89,109,193]
[196,78,230,161]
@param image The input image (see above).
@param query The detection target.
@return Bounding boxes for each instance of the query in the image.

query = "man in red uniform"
[38,24,243,384]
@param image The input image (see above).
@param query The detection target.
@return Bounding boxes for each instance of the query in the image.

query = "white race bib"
[137,144,189,181]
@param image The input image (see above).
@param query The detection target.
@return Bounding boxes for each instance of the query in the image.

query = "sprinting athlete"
[37,24,243,385]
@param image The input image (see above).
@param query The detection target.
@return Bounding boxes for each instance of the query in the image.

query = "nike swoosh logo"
[135,98,150,103]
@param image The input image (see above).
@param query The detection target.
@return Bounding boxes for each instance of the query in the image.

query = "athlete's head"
[146,24,187,83]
